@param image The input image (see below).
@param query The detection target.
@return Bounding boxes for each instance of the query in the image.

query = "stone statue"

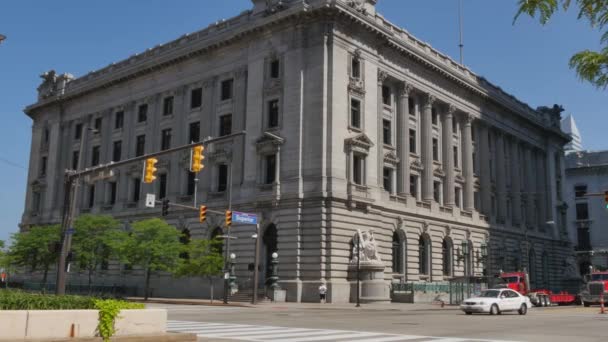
[37,70,58,100]
[563,255,580,279]
[536,104,564,129]
[350,229,382,265]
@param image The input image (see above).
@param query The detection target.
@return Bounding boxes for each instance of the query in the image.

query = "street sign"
[232,211,257,225]
[65,228,75,235]
[145,194,156,208]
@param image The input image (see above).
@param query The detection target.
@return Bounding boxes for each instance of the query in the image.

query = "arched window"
[179,228,191,259]
[418,235,430,276]
[392,232,404,274]
[442,238,453,277]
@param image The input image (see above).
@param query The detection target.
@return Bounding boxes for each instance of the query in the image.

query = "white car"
[460,289,532,315]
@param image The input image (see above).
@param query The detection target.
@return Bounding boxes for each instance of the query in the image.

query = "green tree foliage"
[114,218,182,300]
[514,0,608,88]
[9,225,61,287]
[72,214,122,289]
[176,239,224,302]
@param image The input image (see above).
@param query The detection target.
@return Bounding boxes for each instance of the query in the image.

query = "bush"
[94,299,144,341]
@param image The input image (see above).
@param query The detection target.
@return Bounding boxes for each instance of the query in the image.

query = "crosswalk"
[167,320,518,342]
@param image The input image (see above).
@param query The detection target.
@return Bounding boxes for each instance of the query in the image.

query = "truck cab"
[581,271,608,307]
[499,272,529,295]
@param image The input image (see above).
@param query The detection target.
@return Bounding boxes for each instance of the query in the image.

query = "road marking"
[167,320,520,342]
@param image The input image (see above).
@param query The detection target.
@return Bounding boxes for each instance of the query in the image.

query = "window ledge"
[348,126,362,133]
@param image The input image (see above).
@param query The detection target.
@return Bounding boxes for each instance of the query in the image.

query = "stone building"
[21,0,573,302]
[565,150,608,273]
[561,114,583,154]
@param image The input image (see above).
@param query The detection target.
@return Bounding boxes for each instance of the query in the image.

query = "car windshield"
[501,276,519,283]
[479,290,501,298]
[591,274,608,281]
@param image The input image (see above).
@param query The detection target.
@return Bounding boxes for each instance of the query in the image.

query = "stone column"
[536,151,547,228]
[462,113,475,211]
[479,123,491,216]
[496,132,507,223]
[510,138,522,226]
[525,146,536,228]
[442,105,456,206]
[377,70,389,188]
[421,93,435,202]
[397,82,412,197]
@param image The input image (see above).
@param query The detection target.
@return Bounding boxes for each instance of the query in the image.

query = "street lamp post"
[356,235,361,308]
[252,223,261,304]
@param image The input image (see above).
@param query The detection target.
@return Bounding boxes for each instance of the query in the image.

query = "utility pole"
[458,0,464,64]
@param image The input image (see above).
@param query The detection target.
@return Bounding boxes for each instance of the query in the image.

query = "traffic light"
[143,158,158,183]
[604,190,608,209]
[191,145,205,173]
[225,210,232,227]
[161,199,169,216]
[199,205,207,223]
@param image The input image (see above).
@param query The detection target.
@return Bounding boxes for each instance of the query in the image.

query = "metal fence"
[391,276,495,304]
[22,282,138,298]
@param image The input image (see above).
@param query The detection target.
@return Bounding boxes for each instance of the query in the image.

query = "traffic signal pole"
[55,131,244,295]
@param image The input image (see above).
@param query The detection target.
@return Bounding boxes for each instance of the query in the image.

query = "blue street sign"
[66,228,76,235]
[232,211,257,225]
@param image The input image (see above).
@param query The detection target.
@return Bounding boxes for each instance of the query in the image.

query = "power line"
[0,157,26,170]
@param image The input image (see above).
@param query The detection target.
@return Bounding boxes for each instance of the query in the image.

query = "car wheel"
[541,296,548,307]
[518,304,527,315]
[584,302,591,307]
[490,304,499,315]
[465,311,472,315]
[546,297,551,307]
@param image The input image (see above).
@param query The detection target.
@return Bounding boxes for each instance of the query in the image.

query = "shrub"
[94,299,144,341]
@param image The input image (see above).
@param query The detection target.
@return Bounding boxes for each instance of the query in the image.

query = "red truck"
[499,271,578,307]
[579,271,608,307]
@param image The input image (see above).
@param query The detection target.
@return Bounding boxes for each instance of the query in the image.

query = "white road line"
[270,332,386,342]
[353,336,432,342]
[239,330,344,341]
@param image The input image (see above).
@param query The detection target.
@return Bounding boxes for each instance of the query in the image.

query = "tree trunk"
[144,268,151,300]
[42,266,49,293]
[209,277,214,304]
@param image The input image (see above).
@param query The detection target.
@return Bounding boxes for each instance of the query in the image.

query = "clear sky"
[0,0,606,243]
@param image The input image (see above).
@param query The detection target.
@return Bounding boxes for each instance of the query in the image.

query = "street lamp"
[356,235,361,308]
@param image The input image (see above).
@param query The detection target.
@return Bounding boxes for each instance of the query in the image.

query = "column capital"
[399,82,414,98]
[461,112,474,126]
[423,93,436,108]
[377,69,389,85]
[447,104,457,117]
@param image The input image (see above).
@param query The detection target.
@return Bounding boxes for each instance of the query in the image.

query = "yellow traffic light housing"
[191,145,205,173]
[225,210,232,227]
[199,205,207,223]
[143,158,158,183]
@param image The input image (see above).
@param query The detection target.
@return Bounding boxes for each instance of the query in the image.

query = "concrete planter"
[0,309,166,340]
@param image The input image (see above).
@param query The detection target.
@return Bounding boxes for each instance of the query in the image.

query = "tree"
[9,225,61,288]
[514,0,608,88]
[71,214,121,290]
[114,218,182,300]
[176,239,224,302]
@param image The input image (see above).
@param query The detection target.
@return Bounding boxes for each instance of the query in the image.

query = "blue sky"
[0,0,606,243]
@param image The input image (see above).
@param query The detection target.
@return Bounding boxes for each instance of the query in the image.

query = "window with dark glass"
[578,228,591,250]
[442,239,452,276]
[115,111,124,129]
[186,171,196,196]
[159,174,167,199]
[431,108,438,125]
[94,117,102,132]
[43,129,49,144]
[392,232,402,273]
[132,178,140,202]
[409,129,416,153]
[221,79,234,101]
[353,155,363,185]
[270,59,280,78]
[408,98,415,116]
[576,203,589,220]
[452,118,457,133]
[135,135,145,157]
[265,154,277,185]
[453,146,459,167]
[350,98,361,128]
[72,151,79,170]
[268,100,279,128]
[32,192,41,212]
[434,181,441,203]
[109,182,117,205]
[419,236,429,275]
[382,85,391,106]
[137,104,148,122]
[161,129,172,150]
[410,175,418,197]
[351,57,361,79]
[191,88,203,108]
[75,123,83,140]
[383,167,392,192]
[40,157,47,176]
[219,114,232,136]
[432,138,439,161]
[574,185,587,198]
[91,146,100,166]
[88,185,95,208]
[112,140,122,162]
[455,187,461,208]
[218,164,228,192]
[188,121,200,143]
[382,119,391,145]
[163,96,174,116]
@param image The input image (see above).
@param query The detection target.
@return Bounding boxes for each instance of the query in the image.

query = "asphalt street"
[148,302,608,342]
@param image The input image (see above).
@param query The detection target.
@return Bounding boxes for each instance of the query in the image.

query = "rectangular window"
[91,146,100,166]
[408,99,415,116]
[265,154,277,184]
[382,85,391,106]
[94,117,102,132]
[191,88,202,108]
[88,185,95,208]
[433,181,441,203]
[350,98,361,129]
[114,111,124,129]
[353,155,363,185]
[75,123,83,140]
[431,108,438,125]
[382,119,392,145]
[188,122,200,143]
[270,59,280,78]
[218,165,228,192]
[137,104,148,123]
[72,151,79,170]
[268,100,279,128]
[452,118,457,134]
[132,178,141,202]
[351,58,361,79]
[576,203,589,220]
[32,192,41,212]
[383,167,392,192]
[163,96,174,116]
[578,228,591,250]
[219,114,232,136]
[474,191,480,211]
[161,129,172,151]
[40,157,47,176]
[453,146,459,167]
[409,129,417,153]
[135,135,145,157]
[186,171,196,196]
[159,174,168,199]
[109,181,117,205]
[455,187,461,208]
[221,79,234,101]
[410,175,418,197]
[432,138,439,161]
[112,140,122,162]
[574,185,587,198]
[43,129,49,144]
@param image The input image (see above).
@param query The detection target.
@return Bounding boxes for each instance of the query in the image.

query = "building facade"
[21,0,573,302]
[561,114,583,154]
[565,150,608,273]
